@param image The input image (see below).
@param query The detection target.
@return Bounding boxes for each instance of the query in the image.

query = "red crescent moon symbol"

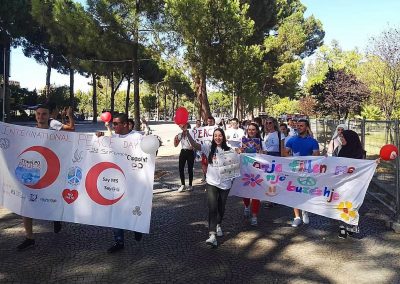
[19,146,61,190]
[85,162,125,206]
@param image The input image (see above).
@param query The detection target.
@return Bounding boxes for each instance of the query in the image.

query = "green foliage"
[264,95,299,117]
[208,91,232,117]
[361,104,383,120]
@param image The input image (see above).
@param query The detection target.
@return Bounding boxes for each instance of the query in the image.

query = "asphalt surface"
[1,121,400,283]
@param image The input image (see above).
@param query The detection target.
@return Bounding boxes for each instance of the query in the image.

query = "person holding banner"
[174,123,195,192]
[17,104,63,251]
[263,117,283,157]
[327,124,348,156]
[238,122,263,226]
[337,130,366,238]
[284,119,320,227]
[185,128,236,247]
[97,113,144,253]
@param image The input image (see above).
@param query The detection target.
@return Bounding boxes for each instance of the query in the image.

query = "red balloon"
[174,107,189,125]
[100,112,112,122]
[380,144,399,161]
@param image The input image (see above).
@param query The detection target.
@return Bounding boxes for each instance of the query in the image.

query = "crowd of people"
[15,107,369,252]
[174,115,368,246]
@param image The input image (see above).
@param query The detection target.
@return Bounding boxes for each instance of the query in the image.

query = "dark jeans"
[179,149,195,186]
[206,184,230,233]
[113,229,143,244]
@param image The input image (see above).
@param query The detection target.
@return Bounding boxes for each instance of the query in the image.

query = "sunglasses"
[266,121,273,125]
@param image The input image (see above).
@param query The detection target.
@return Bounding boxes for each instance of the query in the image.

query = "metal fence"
[311,119,400,223]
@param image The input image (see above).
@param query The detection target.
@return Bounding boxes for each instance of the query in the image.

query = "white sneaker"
[302,211,310,224]
[186,185,193,191]
[206,233,217,247]
[216,225,223,237]
[177,185,185,192]
[244,207,250,218]
[251,217,258,226]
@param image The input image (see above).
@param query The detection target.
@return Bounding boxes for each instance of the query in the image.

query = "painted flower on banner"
[337,201,357,221]
[242,173,263,187]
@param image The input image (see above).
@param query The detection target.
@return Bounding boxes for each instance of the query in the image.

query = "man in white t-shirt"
[49,102,75,131]
[225,118,245,148]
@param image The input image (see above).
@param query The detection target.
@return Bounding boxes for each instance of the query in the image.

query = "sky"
[9,0,400,92]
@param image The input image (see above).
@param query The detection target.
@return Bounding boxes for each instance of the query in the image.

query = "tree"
[363,27,400,120]
[165,0,254,121]
[312,68,370,119]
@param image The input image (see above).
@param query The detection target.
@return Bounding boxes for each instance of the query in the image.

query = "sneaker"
[17,238,35,251]
[302,211,310,224]
[54,221,62,233]
[251,217,258,226]
[206,233,217,247]
[291,217,302,227]
[216,225,223,237]
[107,242,124,253]
[186,185,193,191]
[338,226,347,239]
[177,185,185,192]
[244,207,250,218]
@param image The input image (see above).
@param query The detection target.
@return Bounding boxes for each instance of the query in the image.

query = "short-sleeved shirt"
[285,135,319,156]
[201,143,233,189]
[177,131,193,150]
[263,131,283,152]
[225,128,245,148]
[49,119,63,131]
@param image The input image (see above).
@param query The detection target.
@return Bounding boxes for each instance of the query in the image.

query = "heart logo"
[62,189,78,204]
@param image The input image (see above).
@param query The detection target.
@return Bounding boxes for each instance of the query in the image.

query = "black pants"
[179,149,195,186]
[207,184,230,233]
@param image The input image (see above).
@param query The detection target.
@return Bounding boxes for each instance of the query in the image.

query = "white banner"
[191,126,218,145]
[215,151,240,181]
[0,122,155,233]
[230,154,377,225]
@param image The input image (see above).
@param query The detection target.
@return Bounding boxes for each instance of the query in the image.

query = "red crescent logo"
[19,146,61,190]
[85,162,125,206]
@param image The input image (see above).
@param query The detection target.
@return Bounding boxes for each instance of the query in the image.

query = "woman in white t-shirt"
[263,117,283,157]
[186,128,236,247]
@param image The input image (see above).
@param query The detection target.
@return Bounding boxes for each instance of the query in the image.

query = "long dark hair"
[338,130,365,159]
[208,128,231,163]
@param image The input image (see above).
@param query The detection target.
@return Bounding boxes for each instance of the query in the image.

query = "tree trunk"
[125,76,131,116]
[69,68,74,107]
[92,74,97,124]
[163,88,167,121]
[45,53,53,99]
[110,72,115,113]
[132,5,141,131]
[194,71,211,121]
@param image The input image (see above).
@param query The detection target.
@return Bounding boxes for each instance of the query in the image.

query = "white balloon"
[140,135,160,154]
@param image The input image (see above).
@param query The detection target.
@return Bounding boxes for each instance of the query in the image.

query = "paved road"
[1,121,400,283]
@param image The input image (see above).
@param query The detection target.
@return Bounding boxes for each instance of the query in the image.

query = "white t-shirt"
[49,119,63,131]
[177,131,193,150]
[263,131,283,152]
[201,143,234,190]
[225,128,245,148]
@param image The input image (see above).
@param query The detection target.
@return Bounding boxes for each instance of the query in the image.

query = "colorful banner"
[230,153,377,225]
[0,122,155,233]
